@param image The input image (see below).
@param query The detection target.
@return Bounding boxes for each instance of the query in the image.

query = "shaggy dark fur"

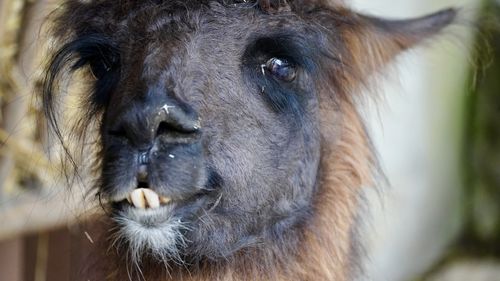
[41,0,456,280]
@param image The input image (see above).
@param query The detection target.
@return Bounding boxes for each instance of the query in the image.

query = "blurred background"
[0,0,498,280]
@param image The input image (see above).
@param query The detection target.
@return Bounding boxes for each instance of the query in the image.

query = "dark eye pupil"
[89,57,112,79]
[265,58,296,82]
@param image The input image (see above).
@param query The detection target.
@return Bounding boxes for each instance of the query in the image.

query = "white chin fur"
[112,207,190,265]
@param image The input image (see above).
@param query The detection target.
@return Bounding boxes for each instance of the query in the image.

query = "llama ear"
[358,8,457,62]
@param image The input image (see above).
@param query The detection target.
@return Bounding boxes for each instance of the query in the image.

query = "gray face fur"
[45,0,324,264]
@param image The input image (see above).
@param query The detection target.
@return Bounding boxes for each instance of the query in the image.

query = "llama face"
[43,0,456,271]
[50,1,325,262]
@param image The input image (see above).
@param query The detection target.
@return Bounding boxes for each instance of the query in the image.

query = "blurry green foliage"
[418,2,500,279]
[461,0,500,256]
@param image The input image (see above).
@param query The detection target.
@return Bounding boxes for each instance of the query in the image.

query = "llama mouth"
[111,186,207,223]
[108,168,219,225]
[111,188,180,228]
[110,187,178,220]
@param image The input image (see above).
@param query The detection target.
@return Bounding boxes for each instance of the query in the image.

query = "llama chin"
[111,204,190,264]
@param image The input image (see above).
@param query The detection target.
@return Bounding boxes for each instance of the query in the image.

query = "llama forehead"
[73,0,330,64]
[119,4,247,80]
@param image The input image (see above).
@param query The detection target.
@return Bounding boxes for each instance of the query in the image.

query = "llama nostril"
[156,121,198,137]
[109,92,201,147]
[154,101,201,138]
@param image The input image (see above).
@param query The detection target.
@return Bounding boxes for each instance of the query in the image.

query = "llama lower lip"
[113,200,179,227]
[112,194,204,226]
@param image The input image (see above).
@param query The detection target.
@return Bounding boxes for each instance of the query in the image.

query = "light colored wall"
[346,0,480,280]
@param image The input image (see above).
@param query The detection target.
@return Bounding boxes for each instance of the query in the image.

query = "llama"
[42,0,456,280]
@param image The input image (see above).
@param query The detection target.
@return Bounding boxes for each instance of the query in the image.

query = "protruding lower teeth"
[130,189,147,209]
[126,188,171,209]
[143,188,160,208]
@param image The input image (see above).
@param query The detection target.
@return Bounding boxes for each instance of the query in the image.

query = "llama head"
[43,0,455,272]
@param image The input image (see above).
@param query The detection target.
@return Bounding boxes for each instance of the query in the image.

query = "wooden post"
[0,238,24,281]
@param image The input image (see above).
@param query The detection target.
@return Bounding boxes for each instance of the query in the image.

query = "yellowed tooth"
[126,194,132,204]
[143,188,160,209]
[130,189,146,209]
[159,196,172,205]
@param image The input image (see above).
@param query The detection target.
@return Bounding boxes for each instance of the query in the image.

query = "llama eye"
[263,57,296,82]
[89,57,113,80]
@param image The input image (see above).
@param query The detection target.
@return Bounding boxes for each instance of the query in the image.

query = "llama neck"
[294,102,374,281]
